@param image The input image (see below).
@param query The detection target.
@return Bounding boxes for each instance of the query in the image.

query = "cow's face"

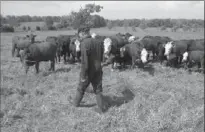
[103,38,112,57]
[120,47,126,58]
[164,41,174,56]
[26,34,37,43]
[128,36,135,43]
[141,48,148,63]
[74,39,81,52]
[91,33,97,38]
[182,52,189,62]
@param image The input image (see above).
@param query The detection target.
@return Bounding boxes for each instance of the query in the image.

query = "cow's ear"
[26,35,30,38]
[162,44,166,47]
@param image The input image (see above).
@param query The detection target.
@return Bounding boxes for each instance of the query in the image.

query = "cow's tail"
[11,42,16,57]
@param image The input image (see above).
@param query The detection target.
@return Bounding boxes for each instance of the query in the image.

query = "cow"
[19,42,57,74]
[46,36,59,62]
[164,39,204,67]
[69,37,81,63]
[116,32,133,43]
[56,35,74,63]
[128,36,139,43]
[120,41,149,69]
[103,35,130,70]
[182,50,204,73]
[140,36,172,61]
[12,34,37,57]
[187,39,204,51]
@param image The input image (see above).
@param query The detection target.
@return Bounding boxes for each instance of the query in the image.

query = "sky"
[1,1,204,20]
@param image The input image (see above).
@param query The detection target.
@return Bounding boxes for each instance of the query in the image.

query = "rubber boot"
[73,90,84,107]
[95,93,105,114]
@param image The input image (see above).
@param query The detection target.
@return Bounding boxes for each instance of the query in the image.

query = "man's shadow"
[80,88,135,112]
[142,64,155,76]
[102,88,135,111]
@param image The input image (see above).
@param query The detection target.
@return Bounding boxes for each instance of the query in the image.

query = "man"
[72,26,106,113]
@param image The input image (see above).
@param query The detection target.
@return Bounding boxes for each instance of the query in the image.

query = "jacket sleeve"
[80,42,89,79]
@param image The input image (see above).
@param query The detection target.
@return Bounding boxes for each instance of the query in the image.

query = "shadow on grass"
[143,64,155,76]
[103,88,135,111]
[42,67,71,77]
[80,103,97,108]
[55,67,71,73]
[71,88,135,110]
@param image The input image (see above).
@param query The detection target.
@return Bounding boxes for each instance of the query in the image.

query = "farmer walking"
[72,26,106,114]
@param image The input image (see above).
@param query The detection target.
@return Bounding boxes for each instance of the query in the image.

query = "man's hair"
[78,26,90,34]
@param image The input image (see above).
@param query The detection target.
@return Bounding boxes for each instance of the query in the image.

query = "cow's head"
[103,38,112,58]
[164,41,174,56]
[128,36,136,43]
[141,48,148,63]
[91,33,97,38]
[182,52,189,62]
[74,39,81,52]
[26,34,37,43]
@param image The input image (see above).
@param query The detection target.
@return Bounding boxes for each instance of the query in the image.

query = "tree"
[1,25,14,32]
[69,3,103,29]
[123,20,129,31]
[132,26,136,32]
[160,26,166,31]
[45,16,54,27]
[139,20,147,30]
[107,21,113,30]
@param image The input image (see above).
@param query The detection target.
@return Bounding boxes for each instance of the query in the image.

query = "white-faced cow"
[120,41,149,69]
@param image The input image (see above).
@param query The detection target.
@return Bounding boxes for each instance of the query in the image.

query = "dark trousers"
[77,70,103,95]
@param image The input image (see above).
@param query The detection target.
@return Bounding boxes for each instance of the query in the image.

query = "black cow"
[19,42,57,74]
[120,41,149,69]
[103,35,129,70]
[140,36,172,61]
[187,39,204,51]
[56,35,75,63]
[182,50,204,72]
[46,36,59,62]
[164,39,204,67]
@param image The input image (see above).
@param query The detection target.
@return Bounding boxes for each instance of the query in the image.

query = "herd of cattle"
[11,32,204,74]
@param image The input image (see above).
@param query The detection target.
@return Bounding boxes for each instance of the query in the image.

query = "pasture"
[1,27,204,132]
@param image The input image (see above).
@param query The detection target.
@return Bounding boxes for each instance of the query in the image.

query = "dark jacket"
[80,37,104,79]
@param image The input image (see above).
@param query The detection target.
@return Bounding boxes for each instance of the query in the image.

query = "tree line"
[0,3,204,32]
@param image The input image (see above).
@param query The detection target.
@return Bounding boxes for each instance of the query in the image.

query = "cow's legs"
[152,50,156,60]
[131,56,136,69]
[58,55,61,63]
[25,65,29,74]
[55,55,58,63]
[35,62,39,74]
[63,53,66,63]
[16,48,20,57]
[49,59,55,71]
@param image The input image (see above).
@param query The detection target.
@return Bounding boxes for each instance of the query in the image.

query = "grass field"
[1,28,204,132]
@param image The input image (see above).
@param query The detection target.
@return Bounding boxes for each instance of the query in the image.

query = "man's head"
[78,26,90,39]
